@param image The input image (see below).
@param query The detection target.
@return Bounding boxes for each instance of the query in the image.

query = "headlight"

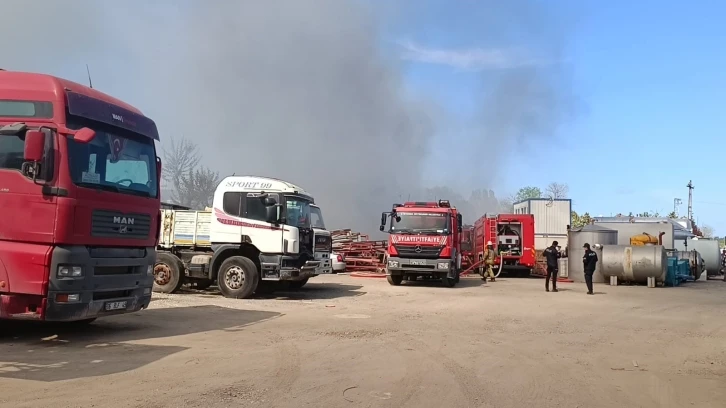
[437,262,450,269]
[388,260,399,268]
[147,265,154,275]
[58,265,83,277]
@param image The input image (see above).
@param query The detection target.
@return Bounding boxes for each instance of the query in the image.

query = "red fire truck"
[379,200,463,287]
[0,70,160,322]
[460,225,475,269]
[473,214,535,277]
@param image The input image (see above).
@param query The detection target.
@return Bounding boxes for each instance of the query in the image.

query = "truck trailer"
[155,176,332,298]
[380,200,464,287]
[0,70,160,322]
[473,214,536,277]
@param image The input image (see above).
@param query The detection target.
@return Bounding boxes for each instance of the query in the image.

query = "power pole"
[686,180,694,221]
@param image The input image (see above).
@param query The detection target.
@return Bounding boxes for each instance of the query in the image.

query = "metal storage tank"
[601,245,668,284]
[674,239,720,277]
[567,224,618,283]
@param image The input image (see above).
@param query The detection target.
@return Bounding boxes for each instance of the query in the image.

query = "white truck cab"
[155,175,331,298]
[311,204,333,274]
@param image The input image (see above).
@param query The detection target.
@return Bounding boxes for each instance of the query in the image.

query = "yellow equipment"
[630,233,659,246]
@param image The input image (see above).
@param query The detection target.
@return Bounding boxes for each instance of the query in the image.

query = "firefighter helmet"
[486,241,493,246]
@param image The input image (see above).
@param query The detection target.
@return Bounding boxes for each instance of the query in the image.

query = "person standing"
[481,241,496,282]
[582,243,598,295]
[543,240,561,292]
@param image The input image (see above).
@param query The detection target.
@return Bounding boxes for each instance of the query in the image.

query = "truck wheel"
[154,253,185,294]
[441,273,457,287]
[217,256,259,299]
[387,274,403,286]
[288,278,309,289]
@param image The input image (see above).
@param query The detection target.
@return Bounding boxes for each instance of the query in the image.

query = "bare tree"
[162,137,219,209]
[701,225,714,239]
[545,182,569,199]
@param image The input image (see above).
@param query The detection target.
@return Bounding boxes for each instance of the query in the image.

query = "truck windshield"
[391,212,449,234]
[285,197,312,229]
[67,124,158,198]
[311,206,326,229]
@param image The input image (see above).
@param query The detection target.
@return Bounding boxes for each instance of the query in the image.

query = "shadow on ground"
[179,282,366,301]
[0,306,280,382]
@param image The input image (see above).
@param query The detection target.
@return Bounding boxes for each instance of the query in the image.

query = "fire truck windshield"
[67,123,158,198]
[391,212,449,234]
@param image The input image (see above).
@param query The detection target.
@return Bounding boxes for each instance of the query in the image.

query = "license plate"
[409,260,426,266]
[104,301,127,311]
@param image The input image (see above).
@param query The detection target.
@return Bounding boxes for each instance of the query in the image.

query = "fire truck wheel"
[153,253,185,294]
[288,278,309,289]
[441,275,457,287]
[218,256,259,299]
[386,274,403,286]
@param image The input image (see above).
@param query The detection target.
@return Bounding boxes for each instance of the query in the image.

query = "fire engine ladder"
[486,214,498,245]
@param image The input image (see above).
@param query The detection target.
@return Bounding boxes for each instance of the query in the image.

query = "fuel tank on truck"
[600,245,668,284]
[567,224,618,283]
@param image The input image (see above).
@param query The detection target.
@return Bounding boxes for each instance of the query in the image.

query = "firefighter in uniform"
[481,241,496,282]
[583,243,598,295]
[543,240,561,292]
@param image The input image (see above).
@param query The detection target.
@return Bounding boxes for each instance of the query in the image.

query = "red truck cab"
[473,214,535,277]
[0,70,160,322]
[379,200,463,287]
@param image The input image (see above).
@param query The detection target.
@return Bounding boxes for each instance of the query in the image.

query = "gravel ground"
[0,274,724,408]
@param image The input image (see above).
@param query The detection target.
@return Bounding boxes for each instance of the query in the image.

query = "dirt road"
[1,275,724,408]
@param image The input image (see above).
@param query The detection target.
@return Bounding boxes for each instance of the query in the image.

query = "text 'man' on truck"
[380,200,463,287]
[0,70,160,322]
[473,214,535,277]
[155,176,332,298]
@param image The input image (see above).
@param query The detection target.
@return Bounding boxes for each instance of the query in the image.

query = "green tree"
[666,211,677,219]
[571,211,592,228]
[514,186,542,202]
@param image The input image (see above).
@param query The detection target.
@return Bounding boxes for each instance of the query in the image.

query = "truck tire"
[217,256,259,299]
[288,278,309,289]
[386,274,403,286]
[441,273,457,287]
[154,253,185,294]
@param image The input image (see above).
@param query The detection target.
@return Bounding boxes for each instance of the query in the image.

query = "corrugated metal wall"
[535,235,568,250]
[513,199,571,236]
[593,222,675,248]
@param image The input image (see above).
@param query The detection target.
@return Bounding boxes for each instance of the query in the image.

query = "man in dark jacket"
[582,243,598,295]
[543,240,561,292]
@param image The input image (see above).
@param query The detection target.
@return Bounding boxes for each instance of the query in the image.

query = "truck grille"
[91,210,151,239]
[314,235,332,252]
[394,245,443,259]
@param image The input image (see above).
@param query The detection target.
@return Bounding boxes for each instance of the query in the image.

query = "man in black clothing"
[543,240,561,292]
[582,243,598,295]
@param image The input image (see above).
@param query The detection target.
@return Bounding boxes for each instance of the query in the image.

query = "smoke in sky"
[0,0,577,232]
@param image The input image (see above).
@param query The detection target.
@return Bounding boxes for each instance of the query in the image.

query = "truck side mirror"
[24,130,45,162]
[379,225,385,231]
[264,196,277,206]
[265,205,281,224]
[380,213,387,228]
[73,127,96,143]
[156,157,162,180]
[457,214,463,232]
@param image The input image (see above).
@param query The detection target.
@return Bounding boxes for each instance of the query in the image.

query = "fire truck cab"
[380,200,463,287]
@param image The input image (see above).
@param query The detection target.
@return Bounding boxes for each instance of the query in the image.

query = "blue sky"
[391,1,726,235]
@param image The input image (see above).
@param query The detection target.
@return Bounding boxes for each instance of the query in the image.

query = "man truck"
[154,176,332,298]
[0,70,160,322]
[379,200,464,287]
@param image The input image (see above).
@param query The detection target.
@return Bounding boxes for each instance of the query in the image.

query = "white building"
[513,198,572,249]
